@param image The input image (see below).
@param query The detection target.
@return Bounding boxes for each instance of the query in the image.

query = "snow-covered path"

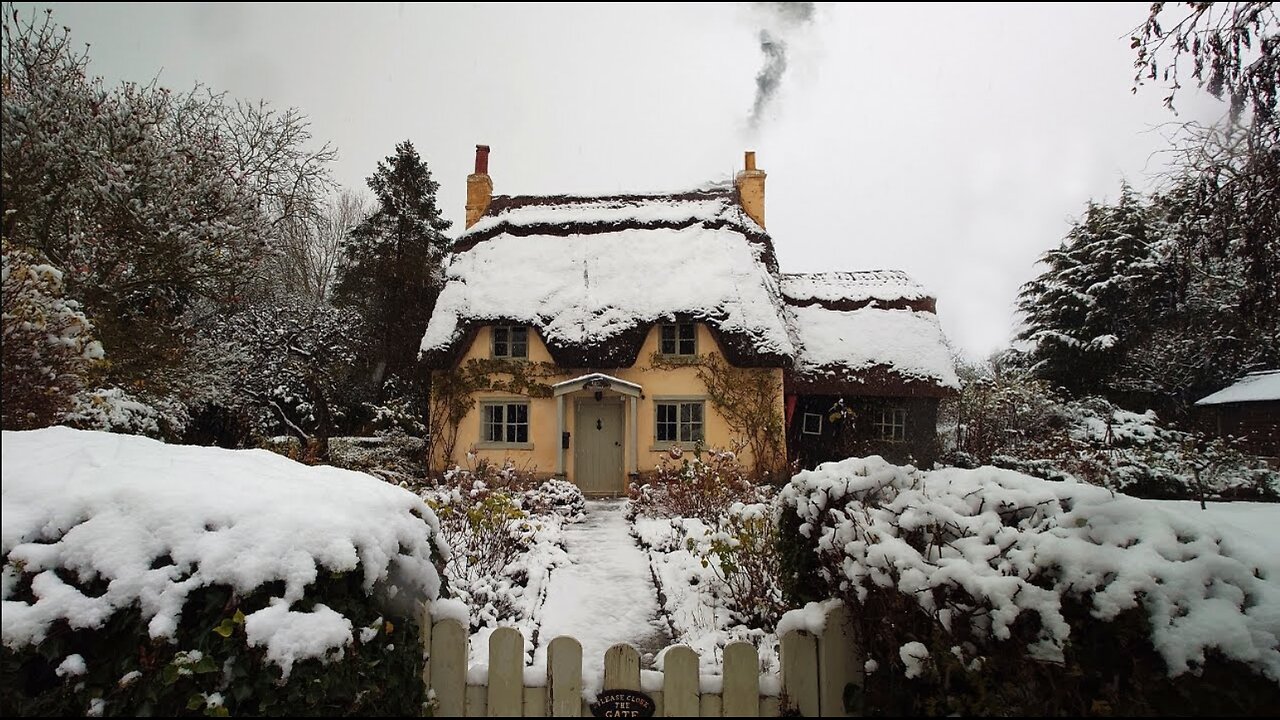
[532,499,671,686]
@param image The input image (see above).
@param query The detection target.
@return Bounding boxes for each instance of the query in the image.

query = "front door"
[573,399,625,496]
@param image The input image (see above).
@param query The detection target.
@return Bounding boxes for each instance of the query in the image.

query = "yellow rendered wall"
[441,324,785,479]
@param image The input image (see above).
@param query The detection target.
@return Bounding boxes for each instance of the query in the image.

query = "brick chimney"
[465,144,493,229]
[734,150,766,229]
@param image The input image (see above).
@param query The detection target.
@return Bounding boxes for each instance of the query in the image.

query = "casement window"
[655,401,704,443]
[876,407,907,442]
[481,401,529,445]
[492,325,529,359]
[801,412,823,436]
[659,323,696,356]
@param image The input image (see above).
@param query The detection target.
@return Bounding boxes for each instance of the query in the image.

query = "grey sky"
[31,2,1223,360]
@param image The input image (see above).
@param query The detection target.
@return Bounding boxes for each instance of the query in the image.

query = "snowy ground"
[529,500,671,686]
[1148,500,1280,576]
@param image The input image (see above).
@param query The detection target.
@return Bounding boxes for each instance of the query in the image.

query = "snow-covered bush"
[1,427,446,716]
[63,387,189,439]
[688,502,785,629]
[629,446,763,522]
[327,433,428,485]
[952,371,1278,501]
[778,456,1280,715]
[1,242,103,430]
[421,466,578,632]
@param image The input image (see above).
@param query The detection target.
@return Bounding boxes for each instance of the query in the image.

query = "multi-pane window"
[492,326,528,359]
[876,407,907,442]
[482,402,529,444]
[659,323,696,356]
[801,412,823,436]
[656,401,704,443]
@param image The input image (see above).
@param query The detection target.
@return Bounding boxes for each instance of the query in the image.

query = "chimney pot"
[744,150,756,171]
[474,144,491,175]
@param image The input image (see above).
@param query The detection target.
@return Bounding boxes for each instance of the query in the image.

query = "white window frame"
[478,400,532,449]
[491,325,529,360]
[659,323,697,357]
[801,412,823,436]
[875,407,907,442]
[653,398,705,448]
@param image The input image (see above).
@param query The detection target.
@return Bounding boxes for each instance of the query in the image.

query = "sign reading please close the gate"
[591,689,656,718]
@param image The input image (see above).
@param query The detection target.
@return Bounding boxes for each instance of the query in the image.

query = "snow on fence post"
[603,643,641,691]
[780,628,820,716]
[488,627,524,716]
[547,636,583,717]
[722,642,760,717]
[418,602,433,708]
[817,603,863,717]
[431,618,468,717]
[662,645,700,716]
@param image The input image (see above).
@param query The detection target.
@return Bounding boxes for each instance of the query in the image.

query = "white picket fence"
[417,602,862,717]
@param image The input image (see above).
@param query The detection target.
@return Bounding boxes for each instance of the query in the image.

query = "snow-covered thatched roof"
[420,188,794,368]
[782,271,959,395]
[1195,370,1280,406]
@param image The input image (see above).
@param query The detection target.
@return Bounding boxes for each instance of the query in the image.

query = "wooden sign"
[591,689,656,718]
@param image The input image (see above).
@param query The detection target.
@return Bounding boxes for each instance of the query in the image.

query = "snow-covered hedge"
[1,427,447,716]
[779,456,1280,715]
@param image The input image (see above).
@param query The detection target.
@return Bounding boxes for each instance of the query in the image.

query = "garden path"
[532,499,672,684]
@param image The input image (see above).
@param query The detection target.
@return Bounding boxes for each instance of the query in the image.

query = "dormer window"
[660,323,696,356]
[492,325,528,359]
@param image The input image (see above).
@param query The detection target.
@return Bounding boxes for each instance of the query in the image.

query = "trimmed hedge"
[1,571,425,717]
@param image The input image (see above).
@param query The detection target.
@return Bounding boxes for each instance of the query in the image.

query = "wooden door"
[573,399,625,496]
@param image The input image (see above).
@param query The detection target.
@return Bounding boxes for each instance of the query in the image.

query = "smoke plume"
[748,2,815,130]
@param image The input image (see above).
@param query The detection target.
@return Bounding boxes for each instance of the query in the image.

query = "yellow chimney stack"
[465,144,493,229]
[735,150,766,229]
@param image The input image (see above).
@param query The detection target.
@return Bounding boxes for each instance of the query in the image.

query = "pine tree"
[333,141,452,408]
[1016,185,1162,397]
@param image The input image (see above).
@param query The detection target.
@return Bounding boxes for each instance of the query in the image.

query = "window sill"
[656,354,699,364]
[475,441,535,451]
[488,356,530,363]
[649,442,704,452]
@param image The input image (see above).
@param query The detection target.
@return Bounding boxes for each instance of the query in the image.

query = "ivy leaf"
[233,609,246,625]
[193,655,219,674]
[213,619,235,638]
[162,664,180,686]
[187,693,205,710]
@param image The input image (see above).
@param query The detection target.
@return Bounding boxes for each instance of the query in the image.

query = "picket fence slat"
[547,636,582,717]
[419,603,433,696]
[662,645,699,716]
[818,603,861,717]
[489,627,524,716]
[722,642,759,717]
[431,618,467,717]
[780,629,819,716]
[603,644,641,691]
[422,602,857,718]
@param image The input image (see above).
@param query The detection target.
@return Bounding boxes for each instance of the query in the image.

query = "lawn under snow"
[781,457,1280,682]
[1,427,446,677]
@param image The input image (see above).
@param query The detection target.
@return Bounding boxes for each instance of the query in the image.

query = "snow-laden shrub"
[1,427,447,717]
[421,467,578,632]
[1,242,103,430]
[63,387,189,439]
[952,384,1278,501]
[778,456,1280,715]
[687,501,786,629]
[327,433,428,485]
[629,446,763,522]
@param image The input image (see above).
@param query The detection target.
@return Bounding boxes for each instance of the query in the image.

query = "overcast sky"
[31,2,1224,360]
